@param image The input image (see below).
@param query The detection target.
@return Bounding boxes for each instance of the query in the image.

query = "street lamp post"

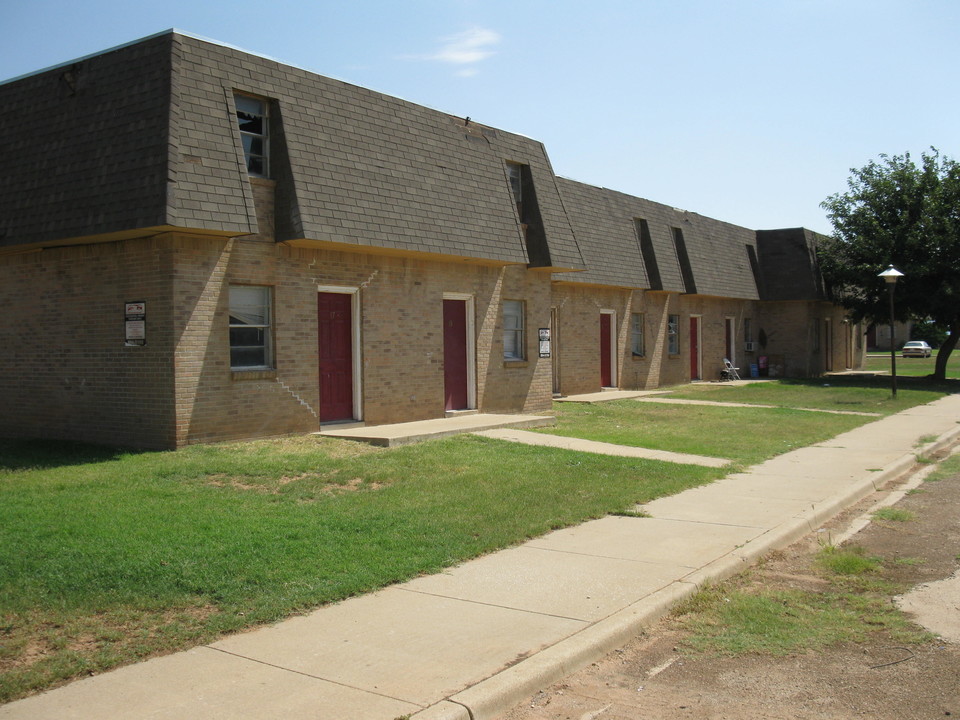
[878,265,904,398]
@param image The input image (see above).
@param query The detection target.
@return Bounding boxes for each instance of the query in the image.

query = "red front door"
[689,317,700,380]
[317,292,353,422]
[600,314,612,387]
[443,299,468,410]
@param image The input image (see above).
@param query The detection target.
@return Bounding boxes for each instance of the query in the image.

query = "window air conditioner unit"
[744,342,756,352]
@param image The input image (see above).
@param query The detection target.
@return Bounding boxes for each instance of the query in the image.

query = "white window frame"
[235,93,269,177]
[229,285,273,370]
[668,313,680,356]
[503,299,526,361]
[630,312,645,357]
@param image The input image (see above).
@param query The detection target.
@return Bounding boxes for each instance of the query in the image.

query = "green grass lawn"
[540,401,869,464]
[540,379,950,465]
[1,375,954,702]
[864,348,960,378]
[662,375,951,414]
[0,435,721,702]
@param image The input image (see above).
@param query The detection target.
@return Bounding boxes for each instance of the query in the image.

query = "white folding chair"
[720,358,741,381]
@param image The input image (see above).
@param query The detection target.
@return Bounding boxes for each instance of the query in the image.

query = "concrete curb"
[412,422,960,720]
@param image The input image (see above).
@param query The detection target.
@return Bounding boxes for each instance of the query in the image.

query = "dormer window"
[505,161,550,266]
[235,94,268,177]
[506,162,524,221]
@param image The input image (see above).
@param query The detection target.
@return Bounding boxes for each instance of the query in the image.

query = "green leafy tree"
[910,318,948,348]
[819,149,960,380]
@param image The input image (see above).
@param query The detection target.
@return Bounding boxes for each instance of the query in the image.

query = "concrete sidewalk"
[631,396,882,416]
[474,428,730,467]
[4,395,959,720]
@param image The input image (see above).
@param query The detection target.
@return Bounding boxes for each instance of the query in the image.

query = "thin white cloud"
[401,27,500,75]
[430,27,501,65]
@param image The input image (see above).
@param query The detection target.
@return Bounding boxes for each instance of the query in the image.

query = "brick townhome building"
[0,31,864,449]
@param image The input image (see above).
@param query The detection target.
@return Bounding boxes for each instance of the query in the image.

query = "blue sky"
[4,0,958,234]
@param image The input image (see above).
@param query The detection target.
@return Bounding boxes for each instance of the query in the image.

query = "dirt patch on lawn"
[499,469,960,720]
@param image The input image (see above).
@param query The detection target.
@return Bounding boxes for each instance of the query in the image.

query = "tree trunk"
[933,322,960,381]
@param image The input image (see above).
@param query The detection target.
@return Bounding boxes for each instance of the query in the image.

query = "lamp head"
[878,265,904,284]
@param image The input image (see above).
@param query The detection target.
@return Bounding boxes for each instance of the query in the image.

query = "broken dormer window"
[505,162,551,266]
[235,94,269,177]
[507,162,524,221]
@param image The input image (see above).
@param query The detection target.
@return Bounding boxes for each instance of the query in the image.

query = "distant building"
[867,321,913,351]
[0,30,865,448]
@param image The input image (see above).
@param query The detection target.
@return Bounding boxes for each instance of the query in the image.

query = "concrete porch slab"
[317,413,555,446]
[555,390,669,403]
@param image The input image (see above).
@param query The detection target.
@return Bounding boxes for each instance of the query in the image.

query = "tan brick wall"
[551,285,764,391]
[0,238,177,448]
[678,295,762,382]
[1,213,556,449]
[756,301,862,377]
[478,266,553,415]
[551,284,636,396]
[164,232,554,445]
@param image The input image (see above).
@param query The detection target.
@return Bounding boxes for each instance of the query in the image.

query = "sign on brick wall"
[539,328,551,358]
[125,301,146,346]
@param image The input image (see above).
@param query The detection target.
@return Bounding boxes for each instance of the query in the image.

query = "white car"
[902,340,932,358]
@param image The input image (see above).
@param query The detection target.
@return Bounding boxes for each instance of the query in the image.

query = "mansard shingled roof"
[0,34,175,246]
[172,33,583,268]
[0,31,584,270]
[755,228,829,301]
[556,178,760,299]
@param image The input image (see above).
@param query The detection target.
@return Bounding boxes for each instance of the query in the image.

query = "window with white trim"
[668,314,680,355]
[235,94,268,177]
[229,285,273,369]
[503,300,525,360]
[630,313,645,356]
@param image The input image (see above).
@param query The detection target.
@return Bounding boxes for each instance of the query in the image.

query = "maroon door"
[689,317,700,380]
[317,292,353,422]
[600,314,612,387]
[443,299,468,410]
[724,318,733,361]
